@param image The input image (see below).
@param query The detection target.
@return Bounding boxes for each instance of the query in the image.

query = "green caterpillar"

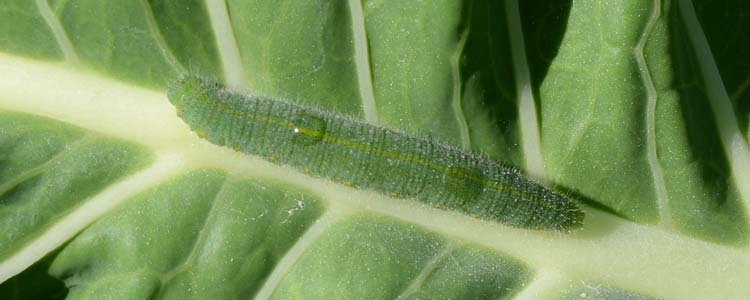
[167,74,583,231]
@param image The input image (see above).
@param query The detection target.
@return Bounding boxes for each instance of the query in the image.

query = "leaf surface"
[0,0,749,299]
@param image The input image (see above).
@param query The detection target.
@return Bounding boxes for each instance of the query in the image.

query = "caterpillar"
[167,74,584,231]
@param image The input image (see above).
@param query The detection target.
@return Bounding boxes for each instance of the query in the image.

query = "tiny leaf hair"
[167,74,584,231]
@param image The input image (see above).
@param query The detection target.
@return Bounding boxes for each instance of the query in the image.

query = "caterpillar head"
[167,74,223,108]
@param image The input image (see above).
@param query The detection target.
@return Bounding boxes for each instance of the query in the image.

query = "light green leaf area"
[273,215,528,300]
[1,0,749,299]
[0,112,152,261]
[0,0,62,60]
[49,169,324,299]
[541,0,748,244]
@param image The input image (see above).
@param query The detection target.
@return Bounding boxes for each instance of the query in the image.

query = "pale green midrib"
[677,0,750,210]
[0,53,192,147]
[348,0,378,124]
[635,0,672,228]
[1,55,749,299]
[505,0,545,179]
[511,271,566,300]
[450,19,471,150]
[34,0,78,64]
[205,0,248,89]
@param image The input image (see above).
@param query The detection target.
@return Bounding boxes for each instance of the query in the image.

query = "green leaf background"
[0,0,749,299]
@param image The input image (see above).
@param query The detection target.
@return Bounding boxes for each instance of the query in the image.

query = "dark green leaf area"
[272,214,529,300]
[0,112,152,261]
[49,170,324,299]
[691,0,750,137]
[519,0,571,90]
[663,9,748,244]
[459,0,521,164]
[654,89,748,244]
[0,252,68,300]
[0,0,62,60]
